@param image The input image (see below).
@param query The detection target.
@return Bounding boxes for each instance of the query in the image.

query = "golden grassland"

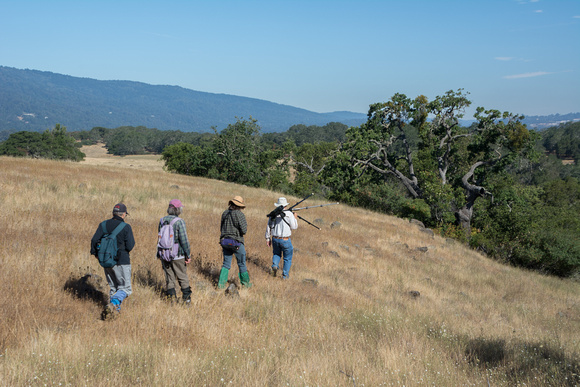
[80,143,165,172]
[0,152,579,386]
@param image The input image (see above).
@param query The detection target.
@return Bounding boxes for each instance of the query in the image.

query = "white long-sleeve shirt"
[265,210,298,239]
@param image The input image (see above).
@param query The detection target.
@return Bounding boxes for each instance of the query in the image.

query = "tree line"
[1,90,578,277]
[159,90,580,278]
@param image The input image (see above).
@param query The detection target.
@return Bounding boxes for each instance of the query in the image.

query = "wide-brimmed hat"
[229,195,246,208]
[169,199,183,208]
[274,197,289,207]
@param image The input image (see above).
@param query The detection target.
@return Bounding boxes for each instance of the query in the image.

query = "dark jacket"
[90,215,135,265]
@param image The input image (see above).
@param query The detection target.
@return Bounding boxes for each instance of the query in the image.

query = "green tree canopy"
[0,124,85,161]
[329,89,535,234]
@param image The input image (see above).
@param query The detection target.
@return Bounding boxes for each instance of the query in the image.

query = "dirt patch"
[80,143,165,172]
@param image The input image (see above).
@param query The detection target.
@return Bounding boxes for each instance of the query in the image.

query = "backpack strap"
[109,222,127,238]
[169,217,181,243]
[160,217,181,226]
[221,211,234,229]
[101,221,126,236]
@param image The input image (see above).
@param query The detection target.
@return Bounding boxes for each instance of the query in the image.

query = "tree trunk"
[455,191,479,235]
[457,161,491,237]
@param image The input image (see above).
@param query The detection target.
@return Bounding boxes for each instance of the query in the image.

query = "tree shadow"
[464,336,580,386]
[465,337,506,366]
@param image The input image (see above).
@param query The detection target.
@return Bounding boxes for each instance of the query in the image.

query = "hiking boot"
[270,266,278,277]
[181,287,192,305]
[166,288,177,303]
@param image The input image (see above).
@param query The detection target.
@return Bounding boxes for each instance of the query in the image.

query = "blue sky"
[1,0,578,118]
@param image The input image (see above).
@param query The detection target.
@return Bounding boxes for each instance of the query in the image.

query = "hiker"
[218,196,251,289]
[157,199,192,304]
[265,197,298,279]
[90,203,135,318]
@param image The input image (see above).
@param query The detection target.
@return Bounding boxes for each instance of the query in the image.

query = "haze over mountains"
[0,66,578,135]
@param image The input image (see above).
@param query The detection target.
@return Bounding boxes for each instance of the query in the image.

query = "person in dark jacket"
[90,203,135,319]
[218,196,251,289]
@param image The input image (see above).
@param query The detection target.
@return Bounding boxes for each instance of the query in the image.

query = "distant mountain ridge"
[0,66,366,133]
[460,113,580,130]
[0,66,578,135]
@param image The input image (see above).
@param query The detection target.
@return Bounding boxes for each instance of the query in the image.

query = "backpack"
[97,221,127,268]
[157,217,181,261]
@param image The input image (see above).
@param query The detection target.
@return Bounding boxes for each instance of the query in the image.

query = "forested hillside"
[0,66,366,135]
[541,121,580,160]
[1,66,577,140]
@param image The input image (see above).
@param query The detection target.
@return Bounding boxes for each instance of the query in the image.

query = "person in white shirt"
[265,197,298,279]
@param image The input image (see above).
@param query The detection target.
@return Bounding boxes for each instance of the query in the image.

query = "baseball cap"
[169,199,183,208]
[113,203,128,214]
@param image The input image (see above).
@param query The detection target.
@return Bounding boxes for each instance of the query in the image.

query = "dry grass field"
[80,143,165,172]
[0,150,579,386]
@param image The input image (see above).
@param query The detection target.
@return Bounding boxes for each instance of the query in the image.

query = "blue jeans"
[272,238,293,278]
[222,243,247,273]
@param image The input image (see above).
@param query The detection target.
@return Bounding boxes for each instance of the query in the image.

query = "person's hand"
[266,239,271,247]
[185,257,191,265]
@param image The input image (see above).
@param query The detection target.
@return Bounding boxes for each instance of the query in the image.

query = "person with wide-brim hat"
[218,196,251,288]
[265,197,298,279]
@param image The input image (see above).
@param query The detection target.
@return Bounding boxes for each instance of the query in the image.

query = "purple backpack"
[157,217,181,261]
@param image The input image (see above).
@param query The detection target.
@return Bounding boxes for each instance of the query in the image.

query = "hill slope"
[0,155,578,385]
[0,66,366,133]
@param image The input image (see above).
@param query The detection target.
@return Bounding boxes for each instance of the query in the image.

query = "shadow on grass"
[64,273,108,307]
[246,253,271,274]
[133,265,165,297]
[465,337,506,365]
[464,336,580,386]
[190,253,221,287]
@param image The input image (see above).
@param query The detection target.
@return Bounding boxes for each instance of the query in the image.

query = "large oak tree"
[339,89,534,234]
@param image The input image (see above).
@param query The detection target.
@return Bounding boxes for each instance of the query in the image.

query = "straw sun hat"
[229,196,246,208]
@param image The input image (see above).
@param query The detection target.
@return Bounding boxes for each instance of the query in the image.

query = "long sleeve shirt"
[265,210,298,239]
[159,215,191,258]
[220,209,247,244]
